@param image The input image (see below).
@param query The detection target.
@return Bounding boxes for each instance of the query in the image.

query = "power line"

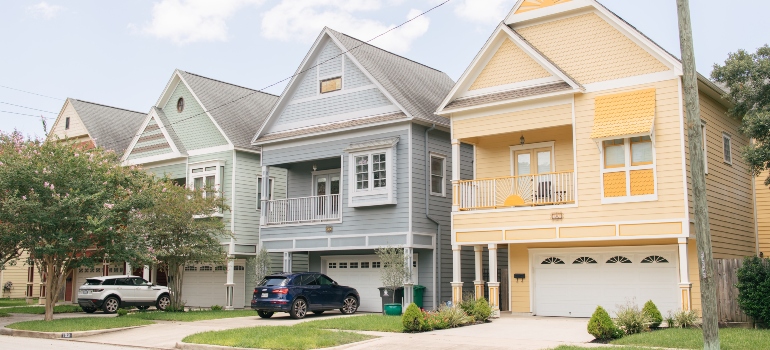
[0,110,54,119]
[0,101,57,114]
[0,85,64,101]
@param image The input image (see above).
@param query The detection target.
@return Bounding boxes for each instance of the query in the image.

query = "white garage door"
[182,260,246,309]
[324,255,418,313]
[532,248,679,317]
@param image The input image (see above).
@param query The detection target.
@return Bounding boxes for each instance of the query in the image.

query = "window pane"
[192,168,203,173]
[194,177,203,190]
[517,153,531,175]
[430,157,443,176]
[604,139,625,168]
[723,135,731,163]
[205,166,217,172]
[355,156,369,190]
[537,151,551,174]
[430,156,444,194]
[373,153,386,188]
[631,141,652,165]
[205,175,215,188]
[257,178,262,210]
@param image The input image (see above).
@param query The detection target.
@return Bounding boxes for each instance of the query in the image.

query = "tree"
[126,178,231,311]
[711,45,770,184]
[0,131,153,320]
[254,247,273,284]
[375,246,409,304]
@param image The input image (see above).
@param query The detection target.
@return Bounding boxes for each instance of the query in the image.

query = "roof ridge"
[69,98,145,115]
[178,70,280,97]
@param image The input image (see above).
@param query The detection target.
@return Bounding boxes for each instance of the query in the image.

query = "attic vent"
[177,97,185,113]
[65,117,70,130]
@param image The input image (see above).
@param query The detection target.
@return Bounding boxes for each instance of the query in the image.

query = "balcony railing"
[262,194,341,226]
[454,171,575,211]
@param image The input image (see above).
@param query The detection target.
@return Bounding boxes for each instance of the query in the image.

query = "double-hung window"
[354,153,387,191]
[430,154,446,196]
[722,132,732,165]
[189,161,223,198]
[601,135,656,203]
[256,177,274,210]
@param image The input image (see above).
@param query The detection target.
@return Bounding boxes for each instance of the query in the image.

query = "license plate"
[81,290,91,294]
[261,293,268,298]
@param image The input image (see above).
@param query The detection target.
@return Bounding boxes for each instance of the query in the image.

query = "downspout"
[424,124,442,307]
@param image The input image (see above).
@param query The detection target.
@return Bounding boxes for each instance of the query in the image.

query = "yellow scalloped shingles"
[517,13,668,84]
[469,39,552,91]
[630,169,655,196]
[591,88,656,139]
[603,172,627,197]
[515,0,572,14]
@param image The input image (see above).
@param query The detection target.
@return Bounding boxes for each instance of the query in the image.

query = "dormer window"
[320,77,342,94]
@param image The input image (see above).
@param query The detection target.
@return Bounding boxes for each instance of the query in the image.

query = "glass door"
[513,148,553,204]
[313,171,340,217]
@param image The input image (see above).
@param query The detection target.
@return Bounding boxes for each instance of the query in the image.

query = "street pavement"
[0,334,140,349]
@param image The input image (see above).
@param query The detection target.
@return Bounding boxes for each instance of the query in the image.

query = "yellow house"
[755,171,770,257]
[436,0,757,318]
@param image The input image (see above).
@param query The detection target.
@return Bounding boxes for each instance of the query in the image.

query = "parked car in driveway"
[77,275,170,314]
[251,272,359,319]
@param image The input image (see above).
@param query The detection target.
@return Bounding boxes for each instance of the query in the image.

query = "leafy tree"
[126,178,231,311]
[374,246,409,304]
[254,247,273,284]
[0,131,153,320]
[711,45,770,183]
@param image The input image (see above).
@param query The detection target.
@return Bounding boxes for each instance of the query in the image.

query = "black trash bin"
[377,287,404,314]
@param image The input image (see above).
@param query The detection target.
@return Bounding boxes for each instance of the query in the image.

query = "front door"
[514,148,553,203]
[313,171,340,217]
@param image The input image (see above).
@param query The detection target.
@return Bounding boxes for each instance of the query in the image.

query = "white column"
[678,238,692,311]
[487,243,500,317]
[143,266,150,281]
[451,245,463,306]
[125,263,132,276]
[451,139,461,212]
[260,165,270,225]
[474,245,484,300]
[225,257,235,310]
[283,252,292,273]
[403,247,414,307]
[151,266,158,285]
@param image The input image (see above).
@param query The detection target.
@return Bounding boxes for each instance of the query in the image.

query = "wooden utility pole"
[675,0,720,348]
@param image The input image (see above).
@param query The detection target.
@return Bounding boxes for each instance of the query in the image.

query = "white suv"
[77,275,170,314]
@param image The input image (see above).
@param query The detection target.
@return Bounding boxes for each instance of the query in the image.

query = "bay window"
[346,136,399,207]
[189,161,224,198]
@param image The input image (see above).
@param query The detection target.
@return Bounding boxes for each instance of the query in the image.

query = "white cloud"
[452,0,513,24]
[260,1,430,54]
[139,0,264,45]
[27,2,64,20]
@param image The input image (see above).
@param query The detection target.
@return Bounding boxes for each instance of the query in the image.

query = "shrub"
[664,311,676,328]
[423,310,449,331]
[615,301,651,335]
[458,296,492,322]
[210,305,223,311]
[116,308,128,317]
[587,306,622,341]
[672,309,699,328]
[642,300,663,329]
[436,305,472,328]
[736,256,770,324]
[402,303,423,332]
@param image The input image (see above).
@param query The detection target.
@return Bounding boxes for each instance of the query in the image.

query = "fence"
[713,258,752,327]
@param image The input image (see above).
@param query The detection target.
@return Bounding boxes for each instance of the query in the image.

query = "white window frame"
[347,146,396,207]
[722,132,732,165]
[256,176,274,211]
[189,160,224,198]
[701,121,708,174]
[599,136,658,204]
[508,141,556,176]
[429,153,447,197]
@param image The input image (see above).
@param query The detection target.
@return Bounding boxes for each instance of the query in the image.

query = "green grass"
[183,326,374,350]
[0,311,10,317]
[126,309,257,322]
[0,298,36,307]
[7,317,154,332]
[551,347,651,350]
[610,328,770,349]
[297,314,404,333]
[2,305,82,314]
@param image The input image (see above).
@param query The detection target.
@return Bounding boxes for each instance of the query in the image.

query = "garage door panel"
[181,260,246,309]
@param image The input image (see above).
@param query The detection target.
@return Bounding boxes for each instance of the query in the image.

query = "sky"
[1,0,768,138]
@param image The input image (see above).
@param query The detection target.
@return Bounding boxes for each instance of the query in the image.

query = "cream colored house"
[754,171,770,257]
[436,0,756,317]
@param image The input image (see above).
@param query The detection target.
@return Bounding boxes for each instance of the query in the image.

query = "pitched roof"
[67,99,146,154]
[177,70,279,150]
[327,28,455,127]
[257,112,407,143]
[444,82,572,111]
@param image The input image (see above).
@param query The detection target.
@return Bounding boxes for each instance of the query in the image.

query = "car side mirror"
[332,281,338,286]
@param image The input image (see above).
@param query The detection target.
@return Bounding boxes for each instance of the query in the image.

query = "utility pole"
[675,0,720,349]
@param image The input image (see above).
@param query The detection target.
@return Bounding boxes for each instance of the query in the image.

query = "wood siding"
[161,82,229,151]
[756,171,770,256]
[469,39,552,91]
[453,103,572,141]
[1,252,37,299]
[127,118,173,160]
[50,101,89,141]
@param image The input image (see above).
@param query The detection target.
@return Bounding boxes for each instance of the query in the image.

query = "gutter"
[424,124,442,307]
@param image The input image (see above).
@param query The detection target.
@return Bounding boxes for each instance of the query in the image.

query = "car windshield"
[83,279,102,286]
[258,277,288,286]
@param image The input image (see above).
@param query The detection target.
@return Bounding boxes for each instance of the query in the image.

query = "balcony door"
[313,170,340,217]
[510,143,554,205]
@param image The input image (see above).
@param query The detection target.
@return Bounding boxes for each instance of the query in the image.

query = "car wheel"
[102,296,120,314]
[82,307,97,314]
[289,298,308,319]
[257,310,274,318]
[156,294,171,311]
[340,296,358,315]
[312,310,324,315]
[137,306,149,310]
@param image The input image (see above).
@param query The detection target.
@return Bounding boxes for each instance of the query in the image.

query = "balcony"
[454,171,575,211]
[262,194,341,226]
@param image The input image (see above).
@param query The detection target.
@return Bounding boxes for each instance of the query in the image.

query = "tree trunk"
[168,263,184,311]
[43,260,54,321]
[676,0,720,348]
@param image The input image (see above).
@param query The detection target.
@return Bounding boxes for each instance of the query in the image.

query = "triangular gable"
[515,0,572,14]
[48,98,91,142]
[122,108,184,164]
[437,23,581,114]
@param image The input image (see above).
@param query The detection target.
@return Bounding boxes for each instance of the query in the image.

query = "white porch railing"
[262,194,341,226]
[454,171,575,211]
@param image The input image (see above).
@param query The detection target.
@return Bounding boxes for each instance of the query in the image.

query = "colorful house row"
[4,0,767,316]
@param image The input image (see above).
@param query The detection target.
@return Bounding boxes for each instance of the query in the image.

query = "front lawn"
[297,314,404,333]
[552,347,651,350]
[2,305,82,314]
[183,326,374,350]
[611,328,770,350]
[127,309,257,322]
[0,298,35,307]
[0,311,10,317]
[7,317,154,332]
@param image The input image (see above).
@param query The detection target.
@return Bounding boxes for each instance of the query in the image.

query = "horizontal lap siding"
[234,151,261,246]
[51,102,89,140]
[454,104,572,140]
[188,151,233,245]
[161,82,228,151]
[277,88,394,127]
[1,251,34,299]
[145,162,186,180]
[756,171,770,256]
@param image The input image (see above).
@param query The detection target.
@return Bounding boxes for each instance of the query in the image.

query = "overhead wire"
[0,85,64,101]
[0,101,58,114]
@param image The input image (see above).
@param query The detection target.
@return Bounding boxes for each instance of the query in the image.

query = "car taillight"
[273,288,288,294]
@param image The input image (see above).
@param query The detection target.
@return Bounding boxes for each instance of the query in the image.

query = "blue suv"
[251,272,360,319]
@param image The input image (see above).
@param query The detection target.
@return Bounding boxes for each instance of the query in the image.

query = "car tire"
[257,310,274,318]
[340,295,358,315]
[289,298,308,319]
[82,307,97,314]
[156,294,171,311]
[312,310,324,315]
[102,296,120,314]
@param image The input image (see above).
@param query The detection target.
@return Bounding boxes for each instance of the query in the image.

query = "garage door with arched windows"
[531,246,679,317]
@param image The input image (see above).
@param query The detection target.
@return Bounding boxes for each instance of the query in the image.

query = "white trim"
[429,152,447,197]
[188,160,226,198]
[261,124,409,159]
[311,169,342,196]
[121,110,155,162]
[256,176,274,211]
[450,95,573,122]
[677,78,690,236]
[288,84,377,105]
[451,217,684,233]
[505,0,592,25]
[230,150,236,239]
[459,77,562,98]
[722,132,733,165]
[265,105,402,135]
[234,147,261,155]
[122,153,186,166]
[571,95,579,207]
[599,136,658,204]
[443,89,577,117]
[187,144,234,156]
[582,71,678,93]
[408,125,413,234]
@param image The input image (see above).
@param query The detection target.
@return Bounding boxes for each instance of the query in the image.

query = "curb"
[176,342,266,350]
[0,325,149,339]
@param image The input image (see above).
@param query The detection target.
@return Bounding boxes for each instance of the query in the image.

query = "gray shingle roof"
[444,82,572,111]
[178,70,279,150]
[327,28,455,127]
[257,112,407,143]
[67,99,146,155]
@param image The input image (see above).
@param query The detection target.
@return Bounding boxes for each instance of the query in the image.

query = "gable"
[516,12,669,84]
[50,100,89,141]
[161,81,228,151]
[515,0,572,14]
[469,38,553,91]
[127,116,174,160]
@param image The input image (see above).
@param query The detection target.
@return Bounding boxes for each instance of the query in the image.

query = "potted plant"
[375,246,409,316]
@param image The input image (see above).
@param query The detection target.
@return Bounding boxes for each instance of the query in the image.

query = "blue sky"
[1,0,768,138]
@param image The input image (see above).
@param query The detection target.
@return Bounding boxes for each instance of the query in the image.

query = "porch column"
[143,266,150,281]
[403,247,414,306]
[283,252,292,273]
[474,246,484,300]
[678,238,692,311]
[451,139,461,212]
[451,245,463,306]
[225,257,235,310]
[487,243,500,318]
[125,263,132,276]
[260,166,270,225]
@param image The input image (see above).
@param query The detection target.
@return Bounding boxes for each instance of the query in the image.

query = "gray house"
[252,28,503,312]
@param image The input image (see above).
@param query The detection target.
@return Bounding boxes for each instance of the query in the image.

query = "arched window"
[606,256,632,263]
[572,257,597,264]
[541,257,565,265]
[641,255,669,263]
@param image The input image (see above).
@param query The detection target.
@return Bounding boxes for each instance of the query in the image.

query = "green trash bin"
[413,285,426,309]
